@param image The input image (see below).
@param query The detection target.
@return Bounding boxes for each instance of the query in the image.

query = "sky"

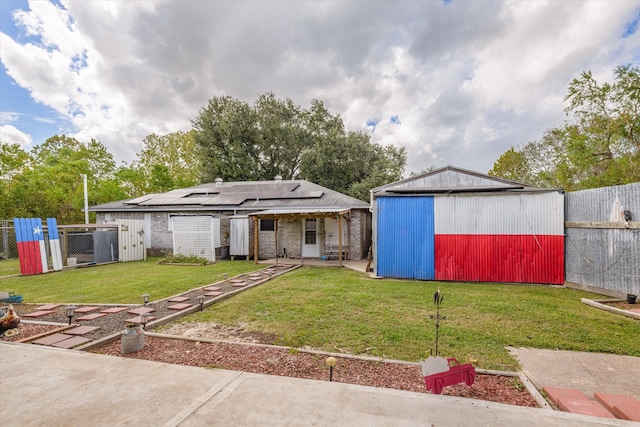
[1,0,639,177]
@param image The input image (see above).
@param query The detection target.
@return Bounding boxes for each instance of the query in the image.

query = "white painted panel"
[230,216,249,256]
[117,219,146,262]
[172,216,217,261]
[434,192,564,235]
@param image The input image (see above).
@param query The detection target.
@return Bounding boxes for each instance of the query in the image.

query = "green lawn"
[0,259,20,276]
[0,258,261,304]
[170,267,640,371]
[4,261,637,371]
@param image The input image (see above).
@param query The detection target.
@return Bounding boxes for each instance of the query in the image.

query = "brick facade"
[98,209,370,261]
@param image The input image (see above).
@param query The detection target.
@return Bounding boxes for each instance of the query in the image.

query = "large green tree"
[193,93,406,200]
[0,135,126,223]
[490,65,640,190]
[122,131,202,194]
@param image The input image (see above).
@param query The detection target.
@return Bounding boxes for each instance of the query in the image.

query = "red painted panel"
[435,234,564,284]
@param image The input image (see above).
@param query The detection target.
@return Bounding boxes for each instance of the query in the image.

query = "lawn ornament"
[422,357,476,394]
[421,288,476,394]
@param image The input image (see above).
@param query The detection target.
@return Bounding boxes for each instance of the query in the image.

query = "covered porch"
[249,208,351,267]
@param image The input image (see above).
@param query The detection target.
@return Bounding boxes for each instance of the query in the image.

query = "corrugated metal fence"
[565,183,640,296]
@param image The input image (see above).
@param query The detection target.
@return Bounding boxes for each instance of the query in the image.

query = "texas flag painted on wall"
[14,218,44,275]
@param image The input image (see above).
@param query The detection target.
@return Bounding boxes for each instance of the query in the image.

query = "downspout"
[370,189,376,276]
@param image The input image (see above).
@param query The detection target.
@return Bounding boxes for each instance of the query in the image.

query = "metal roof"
[372,165,558,196]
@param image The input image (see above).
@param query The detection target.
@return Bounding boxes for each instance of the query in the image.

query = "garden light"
[142,294,150,305]
[140,312,150,330]
[326,356,337,382]
[64,306,76,325]
[197,295,205,311]
[223,273,227,280]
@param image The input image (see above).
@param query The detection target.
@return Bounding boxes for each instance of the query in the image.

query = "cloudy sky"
[1,0,639,176]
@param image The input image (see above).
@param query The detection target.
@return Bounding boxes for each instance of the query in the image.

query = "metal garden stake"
[430,288,445,356]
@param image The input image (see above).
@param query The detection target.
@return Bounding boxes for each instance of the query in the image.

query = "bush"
[159,254,210,265]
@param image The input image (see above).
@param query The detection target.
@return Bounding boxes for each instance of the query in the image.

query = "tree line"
[1,94,406,223]
[3,65,636,224]
[489,65,640,189]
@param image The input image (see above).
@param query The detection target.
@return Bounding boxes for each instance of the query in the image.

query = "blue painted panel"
[376,196,434,280]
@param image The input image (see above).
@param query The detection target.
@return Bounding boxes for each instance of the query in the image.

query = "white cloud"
[0,0,638,174]
[0,124,33,148]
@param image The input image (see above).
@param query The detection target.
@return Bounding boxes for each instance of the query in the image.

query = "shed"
[372,166,564,284]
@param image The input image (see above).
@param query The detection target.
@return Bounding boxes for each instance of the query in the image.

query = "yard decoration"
[420,288,476,394]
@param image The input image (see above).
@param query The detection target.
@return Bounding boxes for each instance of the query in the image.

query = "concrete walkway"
[1,342,635,427]
[508,347,640,401]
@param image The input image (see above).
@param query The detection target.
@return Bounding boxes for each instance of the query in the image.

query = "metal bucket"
[121,324,144,354]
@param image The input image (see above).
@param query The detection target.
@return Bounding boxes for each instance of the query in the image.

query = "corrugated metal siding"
[230,216,250,256]
[565,183,640,294]
[376,196,435,280]
[434,193,564,235]
[435,235,564,283]
[433,193,564,284]
[393,170,510,189]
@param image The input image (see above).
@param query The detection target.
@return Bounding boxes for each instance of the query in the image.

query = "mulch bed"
[91,336,539,408]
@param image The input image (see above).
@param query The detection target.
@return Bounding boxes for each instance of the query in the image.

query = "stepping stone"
[76,312,108,321]
[204,286,221,292]
[74,306,100,313]
[101,307,129,313]
[167,303,193,310]
[556,397,616,418]
[128,307,156,315]
[232,282,247,287]
[544,387,615,418]
[229,279,245,283]
[248,274,262,279]
[51,336,91,349]
[33,333,73,345]
[205,291,223,297]
[125,316,157,324]
[543,387,588,407]
[595,392,640,421]
[23,310,55,318]
[65,326,99,335]
[34,304,61,311]
[168,296,190,302]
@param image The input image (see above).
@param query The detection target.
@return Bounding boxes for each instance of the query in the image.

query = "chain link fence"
[0,220,119,266]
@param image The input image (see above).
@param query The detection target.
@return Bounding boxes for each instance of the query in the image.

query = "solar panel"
[123,194,160,205]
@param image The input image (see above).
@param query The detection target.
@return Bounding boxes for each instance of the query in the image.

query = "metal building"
[372,166,565,284]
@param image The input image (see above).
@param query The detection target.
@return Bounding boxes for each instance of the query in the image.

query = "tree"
[134,131,201,191]
[193,93,407,200]
[490,65,640,190]
[1,135,126,223]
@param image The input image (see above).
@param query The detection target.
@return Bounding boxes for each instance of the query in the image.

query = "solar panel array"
[123,182,324,207]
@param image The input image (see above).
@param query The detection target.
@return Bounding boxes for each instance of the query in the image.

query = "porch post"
[338,213,343,268]
[253,217,259,264]
[274,219,278,264]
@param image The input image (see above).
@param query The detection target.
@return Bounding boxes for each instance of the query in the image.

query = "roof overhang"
[248,207,351,219]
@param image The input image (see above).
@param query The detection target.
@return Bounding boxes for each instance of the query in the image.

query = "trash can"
[121,324,144,354]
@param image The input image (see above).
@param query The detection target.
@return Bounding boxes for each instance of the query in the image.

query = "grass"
[0,258,262,304]
[4,261,638,371]
[0,259,21,276]
[174,267,640,371]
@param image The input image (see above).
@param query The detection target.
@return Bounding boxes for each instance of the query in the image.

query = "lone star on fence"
[33,226,42,235]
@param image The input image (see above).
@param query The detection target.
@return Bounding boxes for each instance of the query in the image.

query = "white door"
[301,218,319,257]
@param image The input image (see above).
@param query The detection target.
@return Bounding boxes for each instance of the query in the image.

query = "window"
[305,219,317,245]
[260,219,275,231]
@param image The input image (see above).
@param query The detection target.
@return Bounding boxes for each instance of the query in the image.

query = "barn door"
[376,196,434,280]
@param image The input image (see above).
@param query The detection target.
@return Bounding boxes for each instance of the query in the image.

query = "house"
[90,178,371,263]
[371,166,564,284]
